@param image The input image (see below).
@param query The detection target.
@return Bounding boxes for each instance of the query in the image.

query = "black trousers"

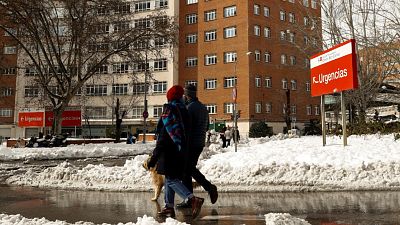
[183,147,212,193]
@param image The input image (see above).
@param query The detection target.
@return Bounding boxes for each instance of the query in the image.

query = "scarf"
[157,99,186,151]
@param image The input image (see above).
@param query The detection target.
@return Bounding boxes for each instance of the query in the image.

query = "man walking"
[177,84,218,208]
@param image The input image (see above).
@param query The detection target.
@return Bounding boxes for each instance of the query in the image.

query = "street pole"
[143,33,149,144]
[341,91,347,146]
[321,95,326,146]
[233,61,238,153]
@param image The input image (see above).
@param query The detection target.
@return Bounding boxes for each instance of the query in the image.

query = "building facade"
[179,0,322,134]
[0,24,17,139]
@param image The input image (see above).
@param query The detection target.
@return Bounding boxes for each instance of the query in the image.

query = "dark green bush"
[249,121,273,138]
[348,121,400,135]
[303,119,322,135]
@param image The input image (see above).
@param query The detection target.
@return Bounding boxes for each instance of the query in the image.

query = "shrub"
[303,119,322,135]
[249,121,273,138]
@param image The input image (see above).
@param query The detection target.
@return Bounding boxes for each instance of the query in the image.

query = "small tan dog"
[143,156,200,201]
[143,156,165,201]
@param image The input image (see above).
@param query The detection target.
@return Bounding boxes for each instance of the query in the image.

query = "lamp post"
[142,32,149,144]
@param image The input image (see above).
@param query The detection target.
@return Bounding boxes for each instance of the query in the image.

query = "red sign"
[45,110,82,127]
[310,39,358,97]
[18,112,45,127]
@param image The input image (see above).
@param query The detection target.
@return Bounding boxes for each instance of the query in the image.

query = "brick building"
[0,24,17,139]
[179,0,322,134]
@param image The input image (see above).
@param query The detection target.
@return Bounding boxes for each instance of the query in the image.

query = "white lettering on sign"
[312,68,348,85]
[310,42,353,69]
[23,116,43,122]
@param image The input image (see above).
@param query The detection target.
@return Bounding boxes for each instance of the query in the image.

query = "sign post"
[310,39,358,146]
[232,87,238,152]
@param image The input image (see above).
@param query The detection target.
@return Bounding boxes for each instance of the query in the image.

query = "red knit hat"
[167,85,184,101]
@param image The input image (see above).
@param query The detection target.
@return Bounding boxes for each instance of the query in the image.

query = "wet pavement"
[1,185,400,225]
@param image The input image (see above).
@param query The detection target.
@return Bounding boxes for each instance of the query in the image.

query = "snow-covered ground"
[1,133,399,225]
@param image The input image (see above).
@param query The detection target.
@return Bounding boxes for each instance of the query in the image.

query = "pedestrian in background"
[225,126,232,147]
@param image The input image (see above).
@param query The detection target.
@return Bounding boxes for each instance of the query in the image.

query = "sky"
[1,133,399,224]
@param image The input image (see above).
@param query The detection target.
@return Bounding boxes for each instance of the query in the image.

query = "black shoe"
[176,199,192,208]
[209,184,218,204]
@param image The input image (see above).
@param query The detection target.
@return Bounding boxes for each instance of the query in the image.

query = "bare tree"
[321,0,399,122]
[0,0,177,134]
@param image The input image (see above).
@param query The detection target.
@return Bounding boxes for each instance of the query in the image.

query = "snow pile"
[5,134,400,192]
[0,213,310,225]
[265,213,311,225]
[0,142,155,161]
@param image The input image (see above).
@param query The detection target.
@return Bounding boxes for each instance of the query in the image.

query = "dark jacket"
[148,102,191,179]
[186,97,209,149]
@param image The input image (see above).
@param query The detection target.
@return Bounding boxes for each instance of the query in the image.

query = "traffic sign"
[143,111,149,119]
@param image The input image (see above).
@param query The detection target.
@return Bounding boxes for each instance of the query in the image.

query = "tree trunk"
[114,98,126,143]
[52,109,63,135]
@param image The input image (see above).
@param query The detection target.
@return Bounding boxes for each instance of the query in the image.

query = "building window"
[290,56,296,65]
[1,67,16,75]
[154,58,167,71]
[134,1,151,12]
[264,51,271,62]
[205,30,217,41]
[224,6,237,17]
[282,79,288,89]
[24,86,39,97]
[303,0,309,7]
[205,54,217,65]
[185,80,198,86]
[315,105,320,115]
[255,76,261,87]
[280,31,286,40]
[186,14,198,24]
[264,6,270,17]
[304,16,310,26]
[289,32,295,42]
[205,10,216,21]
[113,62,129,73]
[85,107,107,119]
[254,25,261,36]
[206,104,217,114]
[153,81,167,93]
[307,105,312,115]
[282,103,288,115]
[305,58,310,68]
[153,106,163,118]
[224,77,237,88]
[132,106,145,119]
[311,0,317,9]
[254,50,261,61]
[255,102,262,113]
[224,103,234,114]
[280,11,286,21]
[155,0,168,9]
[224,52,237,63]
[186,33,197,43]
[224,26,237,38]
[205,79,217,89]
[289,13,295,23]
[265,77,272,88]
[0,109,12,117]
[133,83,150,94]
[304,36,309,45]
[112,84,128,95]
[3,46,16,54]
[187,0,198,4]
[1,87,13,96]
[186,57,198,67]
[86,85,107,96]
[254,4,260,15]
[281,54,287,65]
[264,27,271,38]
[306,81,311,91]
[291,80,297,90]
[154,36,167,48]
[291,105,297,114]
[95,23,109,34]
[266,103,272,113]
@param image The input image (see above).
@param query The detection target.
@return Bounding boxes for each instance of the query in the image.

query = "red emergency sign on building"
[310,39,358,97]
[18,111,45,127]
[45,110,82,127]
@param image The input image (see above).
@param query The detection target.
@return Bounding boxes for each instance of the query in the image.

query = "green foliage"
[395,133,400,141]
[348,121,400,135]
[249,121,273,138]
[303,119,322,135]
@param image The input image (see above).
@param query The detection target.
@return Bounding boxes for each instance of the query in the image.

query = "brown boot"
[157,207,175,217]
[191,196,204,219]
